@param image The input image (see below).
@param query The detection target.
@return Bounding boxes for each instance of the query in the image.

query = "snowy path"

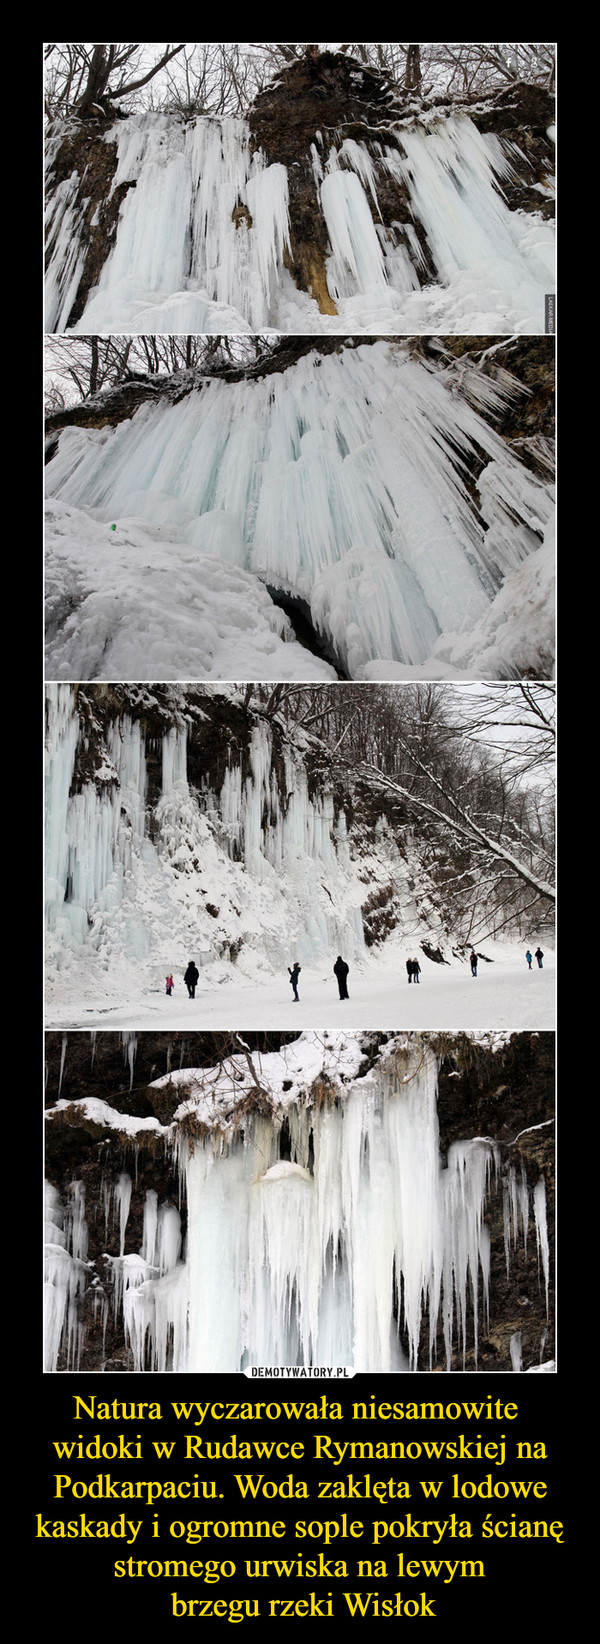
[48,958,554,1031]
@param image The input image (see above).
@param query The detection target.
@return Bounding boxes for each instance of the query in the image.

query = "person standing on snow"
[334,955,350,999]
[526,950,533,970]
[166,973,174,996]
[412,958,421,984]
[470,950,478,977]
[184,961,199,999]
[288,962,301,1001]
[535,947,544,968]
[406,958,413,983]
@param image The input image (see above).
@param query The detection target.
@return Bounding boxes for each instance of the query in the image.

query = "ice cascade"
[45,687,395,993]
[46,343,554,680]
[45,1038,549,1373]
[45,110,554,334]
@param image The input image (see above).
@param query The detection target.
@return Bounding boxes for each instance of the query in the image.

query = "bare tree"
[45,43,186,119]
[45,41,556,123]
[239,681,555,942]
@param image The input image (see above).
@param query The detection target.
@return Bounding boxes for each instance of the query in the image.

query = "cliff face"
[44,1030,555,1375]
[249,57,555,312]
[45,54,555,335]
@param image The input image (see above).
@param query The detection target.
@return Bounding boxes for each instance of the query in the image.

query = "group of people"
[171,944,547,1007]
[164,963,199,998]
[288,956,350,1002]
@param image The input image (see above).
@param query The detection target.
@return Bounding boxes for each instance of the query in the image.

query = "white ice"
[46,342,554,681]
[45,110,555,335]
[45,686,554,1029]
[45,1035,551,1373]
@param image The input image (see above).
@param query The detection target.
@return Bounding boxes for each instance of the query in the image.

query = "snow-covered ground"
[46,109,555,336]
[47,947,555,1030]
[45,499,336,681]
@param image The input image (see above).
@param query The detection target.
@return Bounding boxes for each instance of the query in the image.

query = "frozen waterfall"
[45,343,554,681]
[44,1036,551,1373]
[44,686,398,999]
[45,109,554,334]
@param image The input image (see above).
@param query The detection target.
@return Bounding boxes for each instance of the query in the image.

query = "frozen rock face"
[45,342,554,681]
[45,57,554,334]
[44,1033,554,1373]
[44,685,447,1005]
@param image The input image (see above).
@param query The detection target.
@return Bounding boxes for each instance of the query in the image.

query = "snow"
[47,952,555,1032]
[46,342,554,681]
[45,499,336,681]
[46,109,555,335]
[45,1034,551,1374]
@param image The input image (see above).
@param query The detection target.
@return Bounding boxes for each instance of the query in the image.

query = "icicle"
[510,1330,523,1373]
[534,1176,549,1316]
[44,1181,88,1372]
[115,1173,132,1256]
[58,1034,68,1098]
[121,1032,138,1091]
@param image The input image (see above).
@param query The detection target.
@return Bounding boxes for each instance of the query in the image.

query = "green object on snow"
[110,523,116,531]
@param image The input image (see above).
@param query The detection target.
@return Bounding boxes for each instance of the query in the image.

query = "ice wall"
[46,1038,549,1372]
[46,343,554,678]
[45,689,398,991]
[45,688,151,968]
[45,110,554,334]
[44,1181,89,1371]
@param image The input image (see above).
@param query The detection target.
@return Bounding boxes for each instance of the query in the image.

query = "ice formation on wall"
[44,1035,551,1373]
[45,343,554,681]
[45,685,433,1002]
[45,111,554,334]
[44,1180,88,1372]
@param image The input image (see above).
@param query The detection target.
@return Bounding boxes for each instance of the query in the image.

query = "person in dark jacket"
[287,960,300,999]
[288,962,301,1001]
[334,956,350,999]
[535,947,544,968]
[406,958,413,983]
[184,961,199,998]
[412,957,421,984]
[469,950,478,977]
